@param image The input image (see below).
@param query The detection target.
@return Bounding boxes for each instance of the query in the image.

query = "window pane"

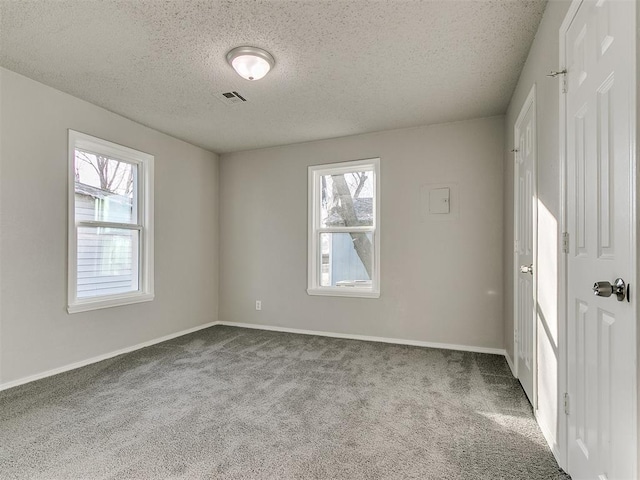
[320,171,374,228]
[77,226,139,298]
[320,232,373,287]
[75,149,136,224]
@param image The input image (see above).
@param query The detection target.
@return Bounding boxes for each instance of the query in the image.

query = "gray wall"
[0,68,220,384]
[220,116,504,350]
[503,0,571,460]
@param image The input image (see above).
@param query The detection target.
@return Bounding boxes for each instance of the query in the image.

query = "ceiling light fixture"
[226,46,275,81]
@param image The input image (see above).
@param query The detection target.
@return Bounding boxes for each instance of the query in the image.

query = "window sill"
[307,288,380,299]
[68,292,154,314]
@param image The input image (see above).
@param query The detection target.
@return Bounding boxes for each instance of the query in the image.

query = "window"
[68,131,154,313]
[308,158,380,298]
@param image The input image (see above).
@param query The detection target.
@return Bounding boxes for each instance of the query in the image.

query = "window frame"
[307,157,380,298]
[67,130,154,314]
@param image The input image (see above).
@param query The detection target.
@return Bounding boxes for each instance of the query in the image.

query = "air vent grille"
[217,91,247,106]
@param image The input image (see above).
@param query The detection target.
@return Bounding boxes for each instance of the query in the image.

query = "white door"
[514,87,537,407]
[564,0,637,478]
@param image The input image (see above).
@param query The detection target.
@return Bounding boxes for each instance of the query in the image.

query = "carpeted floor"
[0,325,570,479]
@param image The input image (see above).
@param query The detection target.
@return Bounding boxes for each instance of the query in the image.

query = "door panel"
[596,74,614,260]
[515,89,536,406]
[565,0,636,478]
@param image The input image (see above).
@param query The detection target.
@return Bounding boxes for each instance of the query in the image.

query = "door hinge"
[514,240,519,253]
[564,393,570,415]
[548,69,568,93]
[562,232,570,254]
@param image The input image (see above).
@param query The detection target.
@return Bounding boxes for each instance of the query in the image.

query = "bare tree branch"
[76,150,133,195]
[352,172,367,198]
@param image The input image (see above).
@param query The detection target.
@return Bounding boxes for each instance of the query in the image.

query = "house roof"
[75,182,130,204]
[75,182,112,199]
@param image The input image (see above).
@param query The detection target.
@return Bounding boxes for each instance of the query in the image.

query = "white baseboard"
[218,321,507,356]
[505,351,517,377]
[536,412,562,466]
[0,321,219,392]
[1,320,509,393]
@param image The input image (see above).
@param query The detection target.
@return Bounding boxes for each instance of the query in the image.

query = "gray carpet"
[0,325,570,479]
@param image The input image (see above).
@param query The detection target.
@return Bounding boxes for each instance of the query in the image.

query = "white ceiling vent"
[217,91,248,106]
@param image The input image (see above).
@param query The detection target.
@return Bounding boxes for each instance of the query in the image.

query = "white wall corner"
[536,412,562,468]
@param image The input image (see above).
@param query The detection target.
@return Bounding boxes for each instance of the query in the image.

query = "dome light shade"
[226,46,275,81]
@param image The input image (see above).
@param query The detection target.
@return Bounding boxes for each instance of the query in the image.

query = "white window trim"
[67,130,154,314]
[307,157,380,298]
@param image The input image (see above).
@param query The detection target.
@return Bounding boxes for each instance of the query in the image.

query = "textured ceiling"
[0,0,547,154]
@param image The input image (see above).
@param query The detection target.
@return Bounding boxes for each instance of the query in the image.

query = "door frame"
[558,0,638,473]
[512,84,538,410]
[557,1,580,470]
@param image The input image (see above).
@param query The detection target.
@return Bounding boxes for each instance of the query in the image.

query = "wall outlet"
[255,300,262,311]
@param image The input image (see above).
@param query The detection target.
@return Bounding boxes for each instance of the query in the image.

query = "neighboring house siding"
[75,195,97,222]
[75,187,137,298]
[330,233,370,285]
